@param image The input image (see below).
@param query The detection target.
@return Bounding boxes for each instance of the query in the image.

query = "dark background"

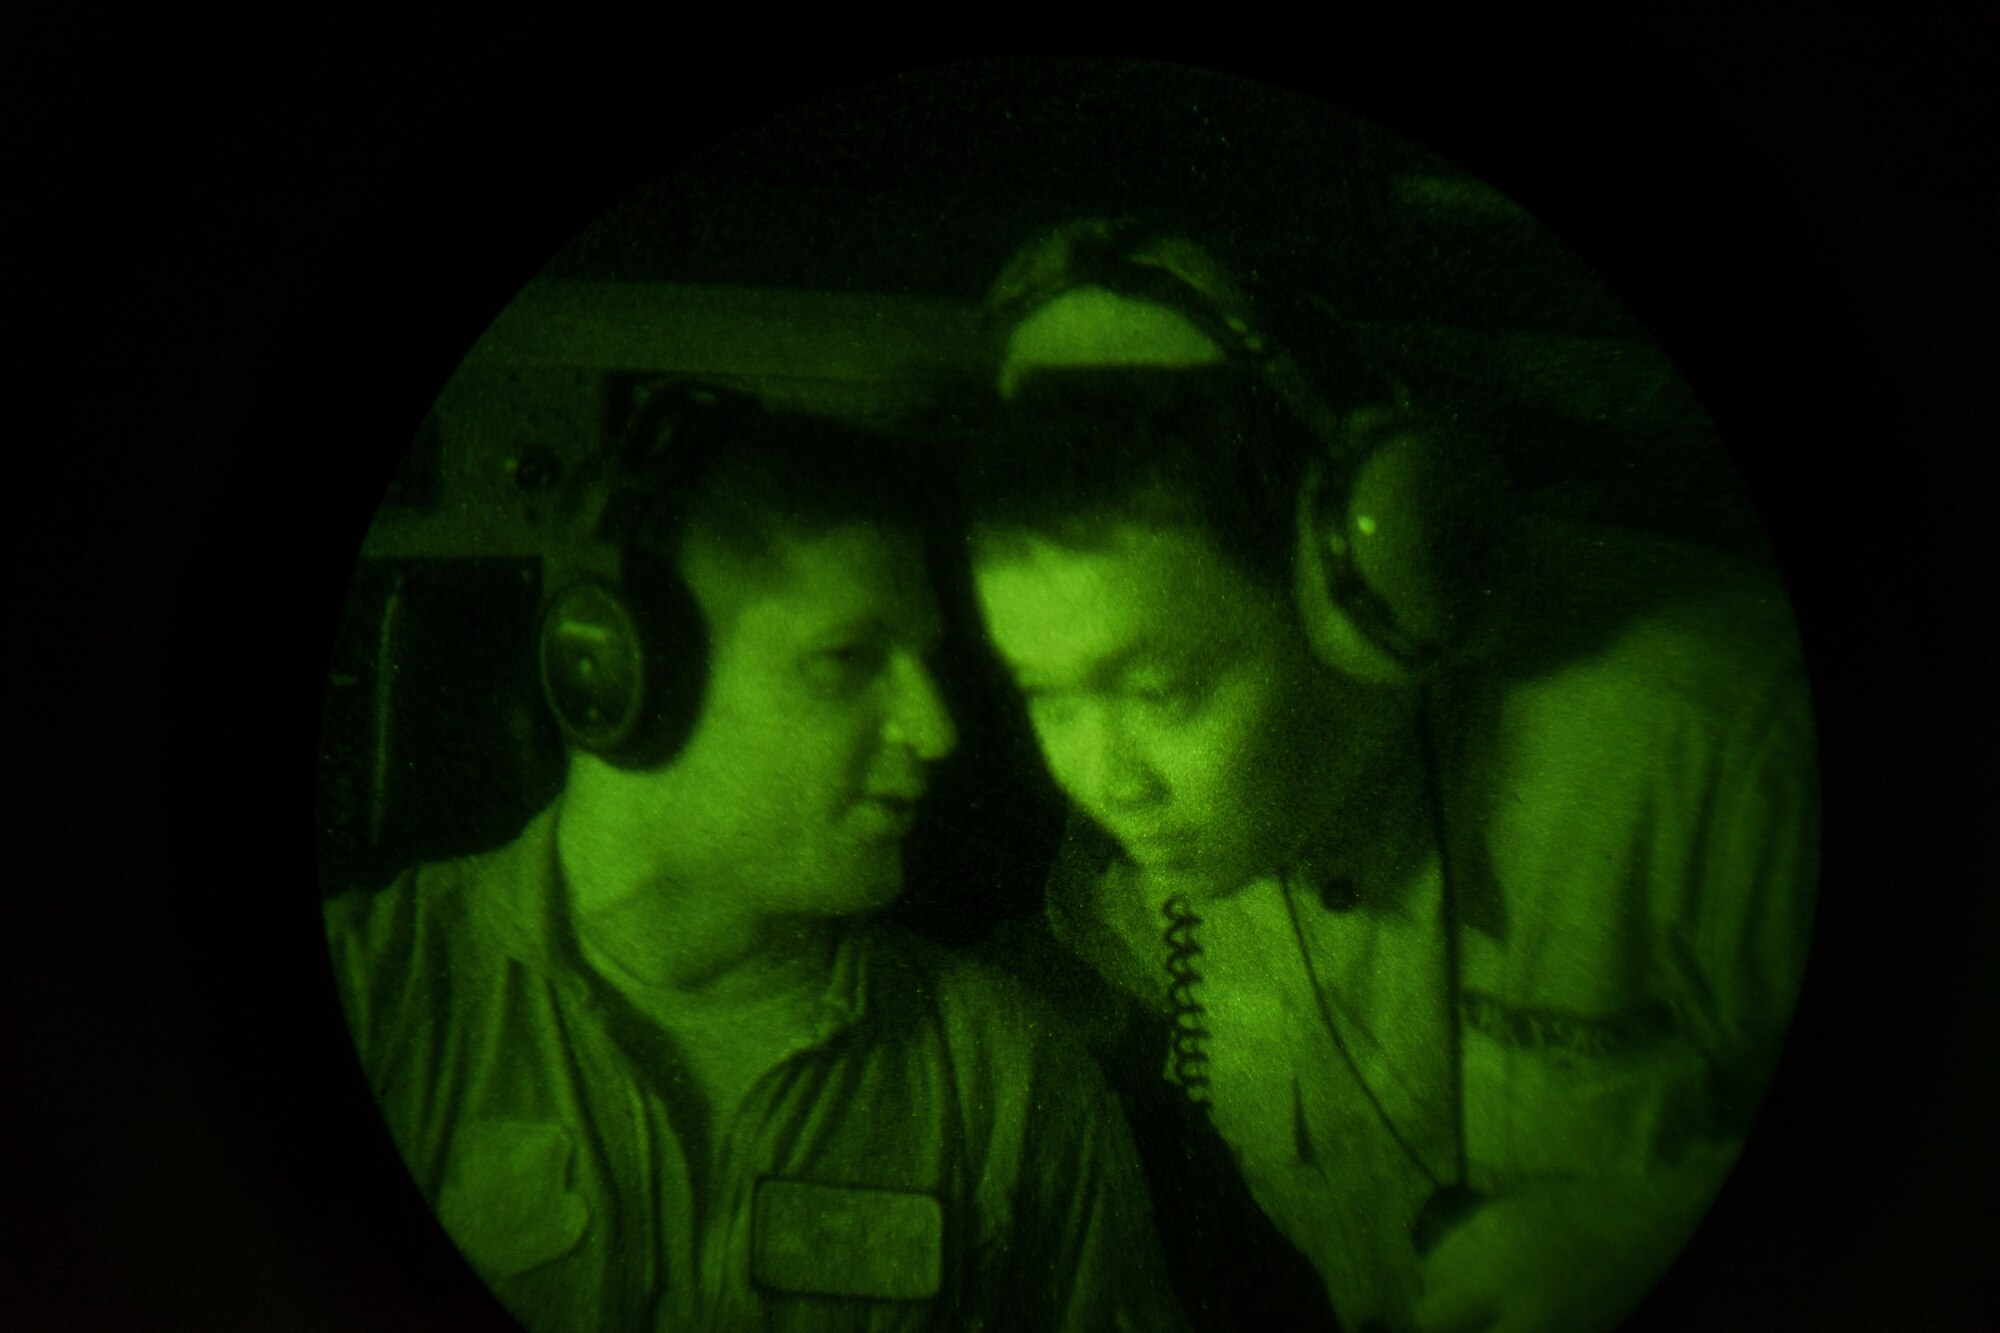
[10,23,1994,1331]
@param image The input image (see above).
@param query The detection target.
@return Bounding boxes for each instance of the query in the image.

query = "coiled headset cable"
[1161,694,1488,1261]
[1162,893,1213,1107]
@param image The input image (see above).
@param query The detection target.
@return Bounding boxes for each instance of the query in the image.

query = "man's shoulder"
[1614,554,1802,692]
[323,853,478,971]
[1497,529,1807,741]
[325,810,556,962]
[322,828,545,1054]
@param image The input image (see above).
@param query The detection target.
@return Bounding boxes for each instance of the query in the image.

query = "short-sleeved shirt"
[325,801,1190,1332]
[1025,529,1819,1331]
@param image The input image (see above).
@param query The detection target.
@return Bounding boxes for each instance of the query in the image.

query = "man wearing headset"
[324,384,1189,1332]
[963,222,1817,1333]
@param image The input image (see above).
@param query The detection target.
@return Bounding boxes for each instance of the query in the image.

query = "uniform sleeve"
[323,881,398,1077]
[1465,577,1821,1184]
[322,869,443,1180]
[1657,655,1820,1133]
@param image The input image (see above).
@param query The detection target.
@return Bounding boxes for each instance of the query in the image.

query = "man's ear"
[1292,454,1415,686]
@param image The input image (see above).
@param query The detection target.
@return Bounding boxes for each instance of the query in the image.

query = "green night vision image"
[315,60,1818,1333]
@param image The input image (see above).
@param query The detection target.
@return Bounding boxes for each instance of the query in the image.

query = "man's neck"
[578,888,838,1004]
[556,802,837,1002]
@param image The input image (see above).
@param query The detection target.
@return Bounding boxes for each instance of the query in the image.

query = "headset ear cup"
[617,561,710,769]
[1366,427,1512,651]
[539,580,646,757]
[1293,458,1414,686]
[538,567,709,770]
[1294,421,1509,682]
[1346,434,1456,649]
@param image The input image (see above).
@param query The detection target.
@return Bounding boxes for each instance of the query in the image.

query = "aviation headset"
[987,218,1505,684]
[536,379,768,771]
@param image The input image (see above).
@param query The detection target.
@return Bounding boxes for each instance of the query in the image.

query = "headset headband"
[543,380,766,581]
[990,222,1440,670]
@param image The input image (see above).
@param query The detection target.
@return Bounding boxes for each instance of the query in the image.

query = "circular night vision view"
[315,59,1818,1333]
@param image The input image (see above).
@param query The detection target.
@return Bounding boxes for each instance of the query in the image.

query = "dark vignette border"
[15,27,1990,1331]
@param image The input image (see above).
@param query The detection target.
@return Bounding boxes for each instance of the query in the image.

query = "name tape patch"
[751,1177,944,1302]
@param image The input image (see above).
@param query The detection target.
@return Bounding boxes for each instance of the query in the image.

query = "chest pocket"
[436,1119,592,1277]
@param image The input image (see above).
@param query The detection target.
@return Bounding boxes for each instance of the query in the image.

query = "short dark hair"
[953,365,1320,588]
[573,387,951,581]
[666,415,944,565]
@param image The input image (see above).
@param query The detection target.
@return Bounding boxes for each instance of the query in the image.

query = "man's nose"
[1077,705,1167,814]
[884,654,958,762]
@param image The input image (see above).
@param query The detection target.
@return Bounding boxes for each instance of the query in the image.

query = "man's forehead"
[971,521,1267,672]
[971,519,1239,585]
[687,522,938,632]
